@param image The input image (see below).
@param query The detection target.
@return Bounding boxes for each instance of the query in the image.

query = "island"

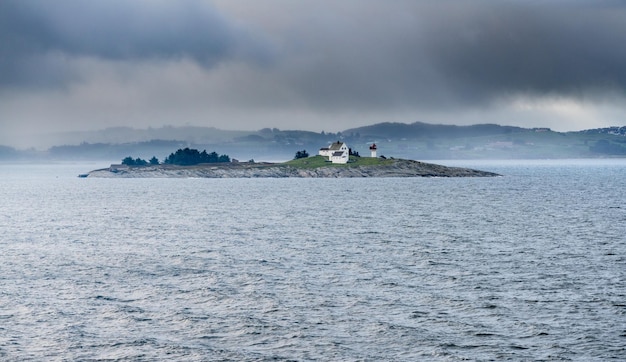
[84,155,499,178]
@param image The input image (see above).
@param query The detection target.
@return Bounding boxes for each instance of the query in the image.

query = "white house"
[319,141,349,164]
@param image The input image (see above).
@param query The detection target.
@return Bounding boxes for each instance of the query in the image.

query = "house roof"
[329,141,344,150]
[332,151,345,156]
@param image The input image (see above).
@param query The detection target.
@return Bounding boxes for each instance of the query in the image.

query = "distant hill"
[576,126,626,136]
[342,122,527,140]
[0,145,17,159]
[3,122,626,161]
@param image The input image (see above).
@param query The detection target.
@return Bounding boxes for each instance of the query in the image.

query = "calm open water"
[1,160,625,361]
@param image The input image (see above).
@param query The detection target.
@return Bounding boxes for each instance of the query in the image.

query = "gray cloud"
[420,1,626,100]
[253,0,626,111]
[3,0,625,101]
[0,0,271,87]
[1,0,626,146]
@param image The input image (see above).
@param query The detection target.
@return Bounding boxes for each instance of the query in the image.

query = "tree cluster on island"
[165,148,230,165]
[121,148,230,166]
[294,150,309,159]
[122,156,159,166]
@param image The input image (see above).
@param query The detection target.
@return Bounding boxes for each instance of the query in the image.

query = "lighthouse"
[369,143,377,158]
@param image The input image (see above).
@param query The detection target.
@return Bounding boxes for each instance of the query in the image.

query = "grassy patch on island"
[282,155,394,169]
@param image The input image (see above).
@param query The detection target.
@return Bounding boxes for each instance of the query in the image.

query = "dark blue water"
[1,160,625,360]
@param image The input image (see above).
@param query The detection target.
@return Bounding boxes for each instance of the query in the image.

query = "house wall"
[331,156,348,164]
[331,152,349,164]
[319,149,332,157]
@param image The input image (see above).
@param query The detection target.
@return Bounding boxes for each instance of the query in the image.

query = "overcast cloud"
[1,0,625,147]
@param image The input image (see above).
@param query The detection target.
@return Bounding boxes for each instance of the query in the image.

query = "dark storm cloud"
[419,1,626,100]
[0,0,270,87]
[3,0,625,105]
[2,0,626,141]
[258,0,626,110]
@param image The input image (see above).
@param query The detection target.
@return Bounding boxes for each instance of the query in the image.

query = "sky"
[1,0,626,147]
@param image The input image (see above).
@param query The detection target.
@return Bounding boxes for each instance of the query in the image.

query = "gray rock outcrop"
[86,159,499,178]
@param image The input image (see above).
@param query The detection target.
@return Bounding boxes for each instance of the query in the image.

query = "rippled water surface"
[1,160,625,361]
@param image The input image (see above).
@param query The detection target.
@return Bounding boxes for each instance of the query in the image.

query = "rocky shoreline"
[85,159,499,178]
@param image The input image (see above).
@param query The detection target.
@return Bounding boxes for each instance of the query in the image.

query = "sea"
[1,159,624,361]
